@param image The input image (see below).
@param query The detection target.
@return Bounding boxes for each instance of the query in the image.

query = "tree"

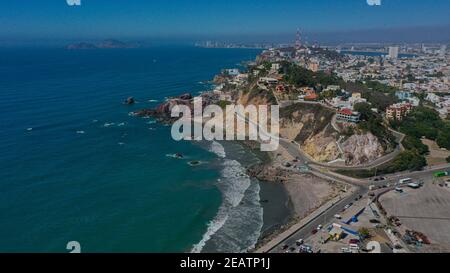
[436,125,450,150]
[402,135,429,155]
[358,228,371,239]
[354,102,373,121]
[386,150,427,173]
[341,81,398,111]
[282,63,341,87]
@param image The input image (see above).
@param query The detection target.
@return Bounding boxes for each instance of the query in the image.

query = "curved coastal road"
[254,138,368,253]
[259,137,448,253]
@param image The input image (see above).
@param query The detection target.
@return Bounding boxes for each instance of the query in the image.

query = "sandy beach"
[242,141,345,249]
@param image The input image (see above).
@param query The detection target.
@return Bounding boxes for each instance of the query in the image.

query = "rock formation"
[125,97,135,105]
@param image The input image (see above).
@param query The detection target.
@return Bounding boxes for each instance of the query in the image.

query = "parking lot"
[379,179,450,250]
[299,193,390,253]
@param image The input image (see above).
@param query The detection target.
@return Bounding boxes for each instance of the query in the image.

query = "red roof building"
[276,85,286,93]
[304,93,319,101]
[337,108,361,123]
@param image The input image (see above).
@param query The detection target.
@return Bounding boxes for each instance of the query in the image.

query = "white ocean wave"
[210,181,263,253]
[209,141,226,158]
[191,209,229,253]
[220,159,251,207]
[192,142,263,253]
[103,122,115,127]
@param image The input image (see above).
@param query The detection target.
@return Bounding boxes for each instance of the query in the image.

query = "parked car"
[299,245,313,253]
[311,229,318,235]
[349,239,360,245]
[341,247,351,253]
[334,214,342,219]
[296,239,304,246]
[394,244,403,250]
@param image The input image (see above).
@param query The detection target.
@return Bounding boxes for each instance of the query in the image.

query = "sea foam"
[191,141,263,253]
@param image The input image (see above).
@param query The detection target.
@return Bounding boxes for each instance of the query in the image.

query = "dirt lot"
[379,181,450,250]
[422,139,450,166]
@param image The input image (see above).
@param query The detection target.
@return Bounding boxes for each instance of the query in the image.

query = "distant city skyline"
[1,0,450,45]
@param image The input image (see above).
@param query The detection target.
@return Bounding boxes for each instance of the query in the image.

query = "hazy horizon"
[1,0,450,46]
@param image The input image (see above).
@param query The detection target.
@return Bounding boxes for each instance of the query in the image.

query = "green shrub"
[402,135,429,155]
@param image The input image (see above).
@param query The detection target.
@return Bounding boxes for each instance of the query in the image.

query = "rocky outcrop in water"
[125,97,135,105]
[134,93,219,123]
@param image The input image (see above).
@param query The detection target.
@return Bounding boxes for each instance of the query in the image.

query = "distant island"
[66,39,139,50]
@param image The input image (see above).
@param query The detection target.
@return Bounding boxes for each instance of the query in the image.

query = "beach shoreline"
[135,91,345,252]
[240,141,347,251]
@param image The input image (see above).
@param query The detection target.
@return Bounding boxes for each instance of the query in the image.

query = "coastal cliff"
[238,86,278,106]
[136,92,388,166]
[279,103,386,166]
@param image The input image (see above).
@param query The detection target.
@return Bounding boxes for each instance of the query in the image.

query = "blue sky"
[1,0,450,42]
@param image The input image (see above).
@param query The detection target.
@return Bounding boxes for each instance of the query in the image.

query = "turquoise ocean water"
[0,46,263,252]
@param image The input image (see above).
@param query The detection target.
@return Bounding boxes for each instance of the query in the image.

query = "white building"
[271,63,281,72]
[426,93,442,104]
[388,46,399,59]
[439,45,447,57]
[258,77,279,85]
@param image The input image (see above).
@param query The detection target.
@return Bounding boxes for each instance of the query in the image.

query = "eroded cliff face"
[238,88,277,107]
[303,127,340,163]
[279,103,386,166]
[280,103,335,143]
[341,132,385,165]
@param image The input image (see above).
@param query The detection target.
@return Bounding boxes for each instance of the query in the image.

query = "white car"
[317,225,323,230]
[334,214,342,219]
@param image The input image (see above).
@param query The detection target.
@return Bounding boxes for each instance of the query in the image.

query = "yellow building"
[352,92,362,100]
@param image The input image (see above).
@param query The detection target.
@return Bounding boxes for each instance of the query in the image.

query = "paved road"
[270,183,366,253]
[267,164,449,253]
[264,139,449,253]
[263,139,368,253]
[239,108,449,253]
